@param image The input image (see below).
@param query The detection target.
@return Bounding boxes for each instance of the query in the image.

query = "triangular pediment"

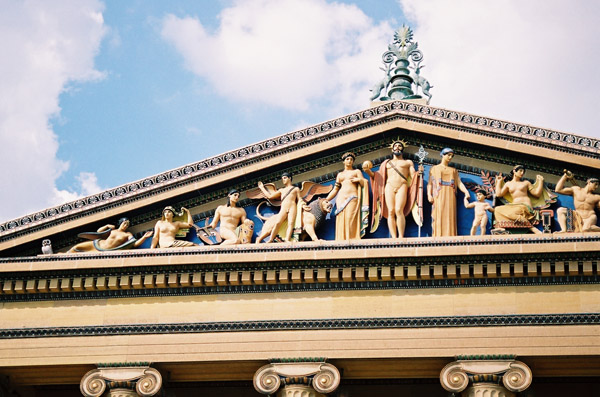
[1,100,599,257]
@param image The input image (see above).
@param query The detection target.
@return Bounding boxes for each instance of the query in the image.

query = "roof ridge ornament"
[370,25,433,104]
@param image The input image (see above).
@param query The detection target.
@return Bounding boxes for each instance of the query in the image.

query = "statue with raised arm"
[362,139,422,238]
[464,188,494,236]
[207,189,254,244]
[150,206,198,248]
[67,218,153,253]
[427,148,470,237]
[254,173,302,243]
[494,165,556,234]
[555,170,600,233]
[249,176,333,243]
[325,152,369,240]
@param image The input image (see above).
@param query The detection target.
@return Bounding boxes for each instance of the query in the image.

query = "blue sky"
[1,0,600,222]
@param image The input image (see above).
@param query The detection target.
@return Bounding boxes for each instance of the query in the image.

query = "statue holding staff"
[362,139,422,238]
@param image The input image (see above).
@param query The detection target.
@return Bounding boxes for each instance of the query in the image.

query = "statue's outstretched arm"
[134,231,153,248]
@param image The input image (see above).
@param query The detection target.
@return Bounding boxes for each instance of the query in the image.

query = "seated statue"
[493,165,556,234]
[555,170,600,233]
[207,189,254,245]
[150,206,198,248]
[67,218,153,253]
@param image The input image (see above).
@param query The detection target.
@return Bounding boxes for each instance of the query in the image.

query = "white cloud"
[53,171,104,204]
[161,0,393,114]
[0,0,106,222]
[400,0,600,139]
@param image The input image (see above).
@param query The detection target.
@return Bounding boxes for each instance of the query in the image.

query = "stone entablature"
[0,236,597,301]
[2,100,599,242]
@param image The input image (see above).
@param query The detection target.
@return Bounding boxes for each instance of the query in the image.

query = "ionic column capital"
[80,363,162,397]
[253,358,340,396]
[440,356,532,395]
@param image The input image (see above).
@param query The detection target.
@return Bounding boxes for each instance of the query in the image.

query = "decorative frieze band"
[1,313,598,339]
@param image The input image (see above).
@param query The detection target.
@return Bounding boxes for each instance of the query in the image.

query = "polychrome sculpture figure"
[254,173,302,243]
[362,139,422,238]
[68,218,153,253]
[555,171,600,233]
[494,165,555,234]
[150,206,197,248]
[249,176,332,243]
[464,188,494,235]
[325,152,369,240]
[427,148,469,237]
[208,189,254,244]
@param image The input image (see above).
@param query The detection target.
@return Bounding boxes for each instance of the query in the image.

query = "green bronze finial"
[370,25,433,104]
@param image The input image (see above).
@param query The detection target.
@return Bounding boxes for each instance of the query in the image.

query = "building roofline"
[2,100,599,241]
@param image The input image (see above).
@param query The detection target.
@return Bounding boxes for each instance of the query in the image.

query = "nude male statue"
[362,140,420,238]
[256,172,301,243]
[555,171,600,233]
[209,189,252,244]
[150,206,197,248]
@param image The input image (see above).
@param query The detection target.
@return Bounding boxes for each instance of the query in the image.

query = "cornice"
[0,236,597,302]
[2,100,599,243]
[1,235,598,271]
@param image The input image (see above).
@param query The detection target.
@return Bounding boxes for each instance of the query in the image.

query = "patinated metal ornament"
[370,25,433,104]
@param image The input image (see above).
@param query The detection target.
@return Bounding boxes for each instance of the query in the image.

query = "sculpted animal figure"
[409,64,433,104]
[300,198,333,241]
[369,67,392,101]
[41,239,53,255]
[248,178,333,243]
[255,198,332,242]
[255,201,287,243]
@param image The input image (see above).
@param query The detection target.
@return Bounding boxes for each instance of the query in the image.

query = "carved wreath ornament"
[253,361,341,395]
